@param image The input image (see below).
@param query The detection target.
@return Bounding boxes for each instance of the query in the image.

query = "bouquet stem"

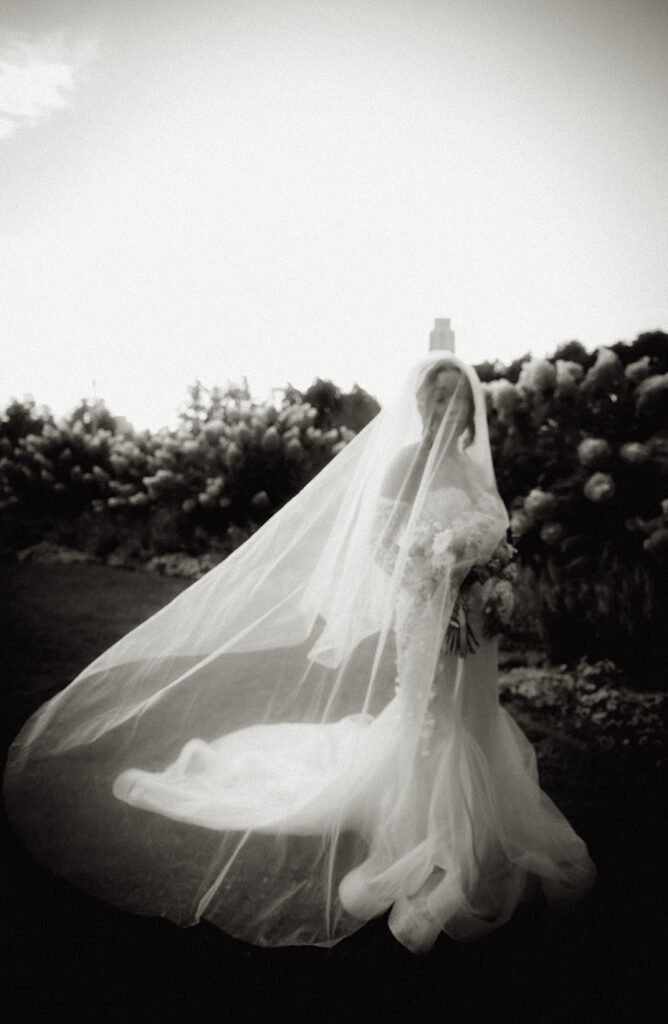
[444,599,480,657]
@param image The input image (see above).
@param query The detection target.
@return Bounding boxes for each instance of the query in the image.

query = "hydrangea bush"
[0,381,375,566]
[484,331,667,685]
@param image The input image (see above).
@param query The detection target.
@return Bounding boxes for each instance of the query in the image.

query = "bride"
[3,353,595,954]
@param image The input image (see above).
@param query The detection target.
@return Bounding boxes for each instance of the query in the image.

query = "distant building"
[429,318,455,353]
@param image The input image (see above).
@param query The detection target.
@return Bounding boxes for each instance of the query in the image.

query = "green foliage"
[288,378,381,433]
[0,396,51,443]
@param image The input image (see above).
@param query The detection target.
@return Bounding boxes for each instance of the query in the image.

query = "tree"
[301,379,342,426]
[0,397,52,443]
[610,331,668,373]
[473,360,497,383]
[66,399,117,435]
[505,352,532,383]
[551,340,591,368]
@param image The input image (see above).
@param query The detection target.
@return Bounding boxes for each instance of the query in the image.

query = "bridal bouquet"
[375,496,518,656]
[442,537,519,657]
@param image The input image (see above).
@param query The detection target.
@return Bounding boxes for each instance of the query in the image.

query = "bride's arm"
[380,444,421,501]
[370,446,418,575]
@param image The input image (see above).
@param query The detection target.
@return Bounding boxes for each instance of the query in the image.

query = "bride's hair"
[416,359,476,447]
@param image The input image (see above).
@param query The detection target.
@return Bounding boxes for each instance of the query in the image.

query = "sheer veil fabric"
[4,353,595,954]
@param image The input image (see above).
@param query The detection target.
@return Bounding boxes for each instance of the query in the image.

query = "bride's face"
[420,368,472,443]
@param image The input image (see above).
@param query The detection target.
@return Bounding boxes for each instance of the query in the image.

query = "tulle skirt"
[5,633,595,955]
[114,700,594,953]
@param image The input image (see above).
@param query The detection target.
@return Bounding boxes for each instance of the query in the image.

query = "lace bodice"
[371,485,508,753]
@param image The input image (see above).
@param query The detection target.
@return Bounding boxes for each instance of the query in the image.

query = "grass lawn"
[1,557,665,1024]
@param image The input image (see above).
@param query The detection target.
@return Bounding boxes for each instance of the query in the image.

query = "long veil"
[3,353,595,953]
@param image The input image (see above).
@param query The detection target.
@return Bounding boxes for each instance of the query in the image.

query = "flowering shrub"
[0,382,376,563]
[483,330,668,686]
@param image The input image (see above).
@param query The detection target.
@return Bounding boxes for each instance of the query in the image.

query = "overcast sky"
[2,0,667,429]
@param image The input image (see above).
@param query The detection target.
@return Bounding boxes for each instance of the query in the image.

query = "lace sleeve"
[371,497,409,576]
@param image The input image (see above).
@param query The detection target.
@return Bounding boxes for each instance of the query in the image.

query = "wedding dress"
[3,354,595,954]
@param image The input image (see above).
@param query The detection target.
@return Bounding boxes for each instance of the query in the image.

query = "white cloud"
[0,33,96,139]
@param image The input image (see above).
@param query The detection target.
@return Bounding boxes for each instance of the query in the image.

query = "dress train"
[114,600,595,953]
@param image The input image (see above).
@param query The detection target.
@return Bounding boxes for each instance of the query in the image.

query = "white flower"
[577,438,612,468]
[431,528,455,569]
[517,358,557,393]
[509,509,531,540]
[490,579,515,624]
[635,373,668,421]
[582,348,624,394]
[625,356,651,384]
[540,521,564,546]
[487,379,520,419]
[405,519,433,556]
[555,360,584,387]
[620,442,650,466]
[583,472,615,503]
[524,488,558,522]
